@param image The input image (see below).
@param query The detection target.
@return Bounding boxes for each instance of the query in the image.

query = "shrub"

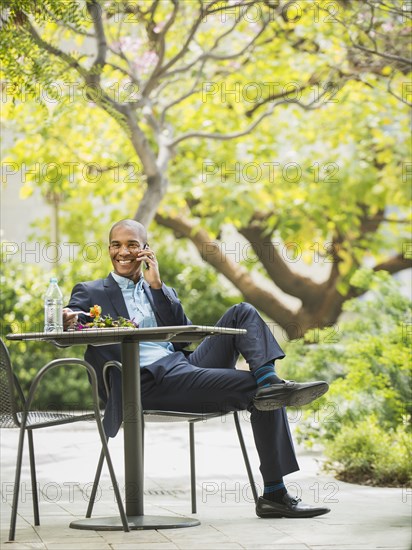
[1,262,90,410]
[279,269,412,486]
[324,416,411,486]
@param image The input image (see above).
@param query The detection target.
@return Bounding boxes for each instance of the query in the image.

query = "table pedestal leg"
[71,338,200,530]
[70,516,200,530]
[122,340,144,516]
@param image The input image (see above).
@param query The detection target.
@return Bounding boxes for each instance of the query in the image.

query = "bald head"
[109,219,147,243]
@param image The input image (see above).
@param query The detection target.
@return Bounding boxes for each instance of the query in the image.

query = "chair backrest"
[0,338,24,427]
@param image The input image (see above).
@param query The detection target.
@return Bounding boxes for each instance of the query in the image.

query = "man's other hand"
[63,308,79,331]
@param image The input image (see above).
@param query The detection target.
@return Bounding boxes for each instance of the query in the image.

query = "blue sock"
[253,363,283,388]
[264,479,287,503]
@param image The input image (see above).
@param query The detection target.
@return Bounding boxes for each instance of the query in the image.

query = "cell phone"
[143,243,150,269]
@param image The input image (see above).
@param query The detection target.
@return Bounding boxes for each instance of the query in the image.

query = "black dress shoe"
[253,380,329,411]
[256,494,330,518]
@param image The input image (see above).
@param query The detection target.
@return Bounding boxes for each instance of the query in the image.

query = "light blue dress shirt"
[111,272,175,367]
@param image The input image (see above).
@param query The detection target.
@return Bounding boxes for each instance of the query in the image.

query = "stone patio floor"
[1,414,410,550]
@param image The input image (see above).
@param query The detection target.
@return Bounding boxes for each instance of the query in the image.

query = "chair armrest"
[23,358,101,421]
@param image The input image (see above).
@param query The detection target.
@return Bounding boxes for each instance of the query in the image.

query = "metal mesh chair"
[86,360,258,518]
[0,338,129,540]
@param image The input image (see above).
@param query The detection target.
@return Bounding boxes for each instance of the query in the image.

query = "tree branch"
[373,254,412,274]
[155,212,298,325]
[141,0,179,98]
[86,0,108,84]
[239,224,326,307]
[153,0,257,82]
[169,90,330,146]
[123,105,158,178]
[43,6,93,37]
[160,58,207,123]
[106,18,142,87]
[20,12,87,78]
[153,1,214,77]
[117,105,170,226]
[387,81,412,107]
[105,62,137,82]
[245,81,313,117]
[200,22,267,62]
[162,17,266,79]
[366,0,412,20]
[169,104,275,146]
[351,43,412,68]
[19,6,127,120]
[323,2,412,71]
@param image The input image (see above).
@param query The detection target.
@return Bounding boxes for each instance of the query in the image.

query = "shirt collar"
[111,271,143,290]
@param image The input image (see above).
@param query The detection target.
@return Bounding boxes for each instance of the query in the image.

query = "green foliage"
[279,270,412,485]
[324,416,411,486]
[1,262,91,410]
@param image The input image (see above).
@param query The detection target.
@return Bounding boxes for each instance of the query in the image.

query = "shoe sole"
[256,507,330,519]
[253,383,329,411]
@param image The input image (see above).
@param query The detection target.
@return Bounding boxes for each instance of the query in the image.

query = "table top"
[6,325,247,346]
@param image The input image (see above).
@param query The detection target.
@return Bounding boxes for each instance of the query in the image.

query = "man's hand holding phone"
[139,244,162,289]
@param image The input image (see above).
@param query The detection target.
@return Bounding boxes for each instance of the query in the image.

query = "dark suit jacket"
[67,273,192,436]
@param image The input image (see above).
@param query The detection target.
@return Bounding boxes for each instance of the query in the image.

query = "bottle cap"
[50,277,58,283]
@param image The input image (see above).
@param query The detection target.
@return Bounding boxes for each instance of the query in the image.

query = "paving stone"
[98,529,169,544]
[0,544,47,550]
[176,544,243,550]
[110,544,179,550]
[43,544,111,550]
[241,546,309,550]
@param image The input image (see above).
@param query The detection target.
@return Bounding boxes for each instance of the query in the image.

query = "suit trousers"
[137,302,299,480]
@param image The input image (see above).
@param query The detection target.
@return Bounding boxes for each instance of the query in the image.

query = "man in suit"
[63,219,330,519]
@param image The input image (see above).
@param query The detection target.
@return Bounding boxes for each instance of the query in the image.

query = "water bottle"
[44,277,63,332]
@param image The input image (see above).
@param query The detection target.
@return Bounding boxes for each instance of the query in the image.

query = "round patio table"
[7,325,247,531]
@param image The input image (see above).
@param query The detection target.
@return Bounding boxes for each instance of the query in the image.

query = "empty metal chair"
[0,338,129,540]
